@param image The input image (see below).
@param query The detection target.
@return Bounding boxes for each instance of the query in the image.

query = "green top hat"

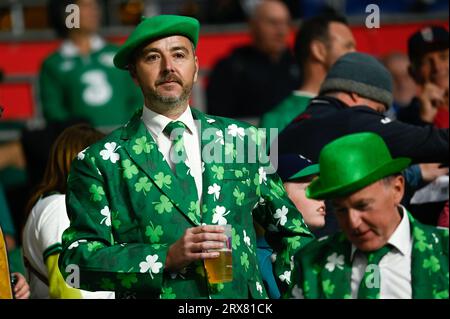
[114,15,200,70]
[306,132,411,199]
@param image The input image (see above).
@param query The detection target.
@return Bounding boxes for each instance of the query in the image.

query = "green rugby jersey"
[39,36,142,130]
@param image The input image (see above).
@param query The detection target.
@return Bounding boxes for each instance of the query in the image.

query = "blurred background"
[0,0,448,132]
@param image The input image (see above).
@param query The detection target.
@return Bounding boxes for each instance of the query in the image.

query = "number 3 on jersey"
[81,70,113,106]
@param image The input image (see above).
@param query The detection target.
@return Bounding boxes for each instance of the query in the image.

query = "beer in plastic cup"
[204,224,233,284]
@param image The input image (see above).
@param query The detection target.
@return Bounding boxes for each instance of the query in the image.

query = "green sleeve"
[253,169,314,295]
[39,58,70,122]
[258,112,271,130]
[58,150,168,297]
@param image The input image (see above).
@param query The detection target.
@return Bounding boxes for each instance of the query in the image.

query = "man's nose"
[347,209,362,229]
[161,56,175,73]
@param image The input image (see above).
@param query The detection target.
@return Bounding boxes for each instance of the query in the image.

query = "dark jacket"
[277,96,449,164]
[207,45,299,118]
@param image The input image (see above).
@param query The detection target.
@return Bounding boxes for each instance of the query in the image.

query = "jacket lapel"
[409,213,436,299]
[121,110,200,226]
[192,109,226,225]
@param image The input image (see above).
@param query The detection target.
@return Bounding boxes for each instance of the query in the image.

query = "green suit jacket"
[286,211,449,299]
[59,108,313,299]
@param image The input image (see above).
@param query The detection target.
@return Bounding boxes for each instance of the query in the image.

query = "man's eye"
[174,52,185,59]
[145,55,158,61]
[355,204,368,211]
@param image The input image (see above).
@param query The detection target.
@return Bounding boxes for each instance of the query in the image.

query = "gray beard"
[145,85,192,109]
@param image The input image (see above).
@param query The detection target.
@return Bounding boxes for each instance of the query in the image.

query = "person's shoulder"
[276,93,311,113]
[223,45,255,60]
[295,232,344,263]
[211,45,255,69]
[40,49,64,69]
[79,126,125,159]
[414,219,449,255]
[32,194,67,226]
[203,113,256,130]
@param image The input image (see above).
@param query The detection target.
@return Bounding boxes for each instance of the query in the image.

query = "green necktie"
[357,245,391,299]
[163,121,199,204]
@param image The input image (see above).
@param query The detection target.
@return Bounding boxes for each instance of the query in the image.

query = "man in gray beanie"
[319,52,393,109]
[275,51,449,237]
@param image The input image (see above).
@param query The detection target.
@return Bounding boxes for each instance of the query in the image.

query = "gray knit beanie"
[319,52,393,108]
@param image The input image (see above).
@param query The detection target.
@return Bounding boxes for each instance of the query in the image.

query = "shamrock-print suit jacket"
[286,211,449,299]
[59,108,313,299]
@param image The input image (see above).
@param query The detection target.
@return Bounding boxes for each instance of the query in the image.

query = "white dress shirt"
[350,206,413,299]
[142,106,203,200]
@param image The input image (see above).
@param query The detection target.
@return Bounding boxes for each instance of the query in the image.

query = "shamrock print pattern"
[211,165,224,180]
[227,124,245,139]
[274,206,288,226]
[139,255,163,279]
[146,222,164,243]
[132,136,153,155]
[117,273,138,289]
[153,195,173,214]
[325,253,345,272]
[212,206,230,225]
[154,172,172,189]
[287,211,449,299]
[122,160,138,179]
[100,206,111,227]
[89,184,105,202]
[135,177,152,195]
[59,108,314,299]
[100,142,120,163]
[279,271,291,285]
[77,148,88,160]
[208,183,221,201]
[233,186,245,206]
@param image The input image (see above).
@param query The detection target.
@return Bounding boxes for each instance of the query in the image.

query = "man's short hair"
[294,14,348,68]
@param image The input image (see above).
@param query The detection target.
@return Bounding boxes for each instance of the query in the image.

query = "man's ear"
[193,56,199,83]
[310,40,328,64]
[392,175,405,205]
[128,64,139,86]
[349,92,360,104]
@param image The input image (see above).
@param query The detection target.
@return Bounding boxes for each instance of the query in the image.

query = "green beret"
[114,15,200,70]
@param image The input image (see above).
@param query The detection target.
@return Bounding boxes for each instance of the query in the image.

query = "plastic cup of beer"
[204,224,233,284]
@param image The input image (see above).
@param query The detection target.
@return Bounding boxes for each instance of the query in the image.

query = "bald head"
[249,0,291,60]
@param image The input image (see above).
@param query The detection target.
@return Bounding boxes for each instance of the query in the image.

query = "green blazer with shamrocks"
[286,211,449,299]
[59,108,313,299]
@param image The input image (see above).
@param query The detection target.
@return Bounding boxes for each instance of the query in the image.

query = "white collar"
[142,106,196,137]
[60,35,105,57]
[351,205,412,260]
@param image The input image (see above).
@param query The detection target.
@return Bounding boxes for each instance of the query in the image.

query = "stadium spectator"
[207,0,299,119]
[287,132,449,299]
[40,0,142,131]
[260,13,355,133]
[22,124,115,298]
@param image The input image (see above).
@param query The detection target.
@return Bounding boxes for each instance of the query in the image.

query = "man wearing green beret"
[58,15,313,299]
[286,132,448,299]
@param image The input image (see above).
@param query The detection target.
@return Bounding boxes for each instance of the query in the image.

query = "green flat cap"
[114,15,200,70]
[306,132,411,199]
